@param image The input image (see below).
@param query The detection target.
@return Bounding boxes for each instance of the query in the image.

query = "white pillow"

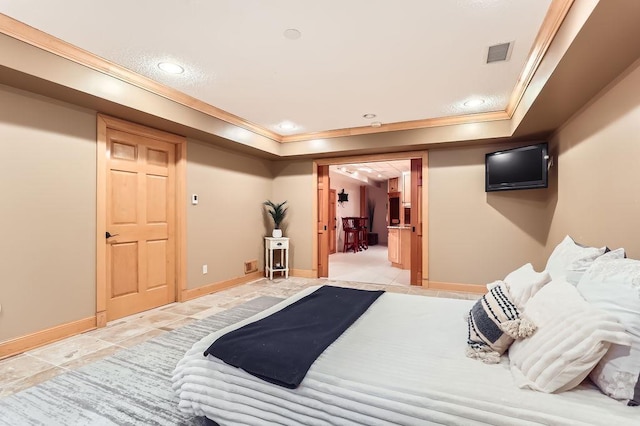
[545,235,606,282]
[577,257,640,405]
[566,248,626,285]
[503,263,551,309]
[509,280,631,393]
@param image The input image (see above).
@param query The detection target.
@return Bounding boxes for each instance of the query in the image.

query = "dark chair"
[342,217,359,253]
[357,217,368,250]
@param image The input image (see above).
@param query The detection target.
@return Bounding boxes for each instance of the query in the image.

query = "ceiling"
[0,0,554,140]
[330,160,411,185]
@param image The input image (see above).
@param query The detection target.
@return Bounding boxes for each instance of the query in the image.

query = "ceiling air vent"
[487,42,512,63]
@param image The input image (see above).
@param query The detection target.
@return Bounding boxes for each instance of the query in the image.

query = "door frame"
[313,150,429,285]
[96,114,187,327]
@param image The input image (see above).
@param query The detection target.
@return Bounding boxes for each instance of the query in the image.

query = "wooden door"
[317,165,330,277]
[410,157,423,285]
[105,128,176,321]
[329,189,337,254]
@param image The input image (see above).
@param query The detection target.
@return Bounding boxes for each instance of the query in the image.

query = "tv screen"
[485,143,548,192]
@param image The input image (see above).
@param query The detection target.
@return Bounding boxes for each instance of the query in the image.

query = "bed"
[172,284,639,425]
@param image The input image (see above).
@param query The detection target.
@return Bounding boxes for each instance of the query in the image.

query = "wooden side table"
[265,237,289,280]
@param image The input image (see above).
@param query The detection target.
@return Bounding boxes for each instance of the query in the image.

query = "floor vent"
[244,260,258,274]
[487,42,512,63]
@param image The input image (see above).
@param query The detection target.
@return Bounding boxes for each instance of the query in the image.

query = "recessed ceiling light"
[363,113,376,119]
[377,174,383,178]
[283,29,302,40]
[371,121,382,128]
[279,122,296,130]
[158,62,184,74]
[464,98,485,107]
[358,167,373,173]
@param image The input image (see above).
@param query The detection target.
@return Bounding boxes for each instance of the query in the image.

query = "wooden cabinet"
[402,172,411,206]
[388,177,399,192]
[388,229,400,263]
[387,227,411,269]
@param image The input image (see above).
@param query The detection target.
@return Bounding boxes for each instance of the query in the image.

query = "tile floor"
[329,244,410,285]
[0,276,480,398]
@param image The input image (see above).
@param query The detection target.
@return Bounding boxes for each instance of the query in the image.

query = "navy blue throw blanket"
[203,285,384,389]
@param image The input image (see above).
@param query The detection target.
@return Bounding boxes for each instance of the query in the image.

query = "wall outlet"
[244,260,258,274]
[202,264,208,274]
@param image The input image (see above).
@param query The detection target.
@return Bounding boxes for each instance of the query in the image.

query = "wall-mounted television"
[485,143,549,192]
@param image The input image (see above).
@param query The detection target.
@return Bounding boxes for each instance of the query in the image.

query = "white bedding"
[172,286,640,425]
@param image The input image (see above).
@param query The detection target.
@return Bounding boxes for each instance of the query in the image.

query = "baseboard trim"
[0,316,97,360]
[290,269,317,278]
[181,271,263,302]
[425,281,486,294]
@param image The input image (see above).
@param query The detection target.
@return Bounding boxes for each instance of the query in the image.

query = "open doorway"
[315,152,426,287]
[328,160,411,286]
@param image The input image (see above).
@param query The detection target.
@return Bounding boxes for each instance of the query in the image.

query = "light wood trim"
[506,0,575,116]
[0,14,280,142]
[176,141,188,302]
[421,151,429,285]
[181,271,263,302]
[98,115,185,144]
[0,317,96,360]
[311,162,319,277]
[426,281,486,294]
[96,115,107,318]
[315,150,429,282]
[291,269,317,278]
[0,2,571,145]
[96,114,186,325]
[281,111,510,143]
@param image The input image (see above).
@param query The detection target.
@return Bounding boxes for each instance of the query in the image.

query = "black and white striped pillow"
[466,282,535,364]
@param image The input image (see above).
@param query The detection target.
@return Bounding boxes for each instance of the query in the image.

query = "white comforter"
[172,286,639,425]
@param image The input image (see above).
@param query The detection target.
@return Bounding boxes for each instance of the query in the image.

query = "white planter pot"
[272,229,283,238]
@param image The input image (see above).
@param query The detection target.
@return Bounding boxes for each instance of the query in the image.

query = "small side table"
[265,237,289,280]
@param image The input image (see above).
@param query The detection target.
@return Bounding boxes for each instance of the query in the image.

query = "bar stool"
[357,217,368,250]
[342,217,359,253]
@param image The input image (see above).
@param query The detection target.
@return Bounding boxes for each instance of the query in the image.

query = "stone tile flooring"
[0,277,480,398]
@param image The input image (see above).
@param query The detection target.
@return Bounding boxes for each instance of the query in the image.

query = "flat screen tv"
[485,143,548,192]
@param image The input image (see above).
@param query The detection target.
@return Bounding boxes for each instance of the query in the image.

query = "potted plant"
[263,200,288,237]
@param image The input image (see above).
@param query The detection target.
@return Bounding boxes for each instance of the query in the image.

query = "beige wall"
[3,55,640,344]
[271,160,314,271]
[0,85,97,341]
[428,143,555,286]
[0,85,296,343]
[546,58,640,259]
[186,140,273,288]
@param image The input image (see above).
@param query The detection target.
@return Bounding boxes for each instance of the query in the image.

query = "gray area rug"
[0,296,283,426]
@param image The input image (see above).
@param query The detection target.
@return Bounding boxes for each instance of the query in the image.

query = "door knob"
[106,231,119,239]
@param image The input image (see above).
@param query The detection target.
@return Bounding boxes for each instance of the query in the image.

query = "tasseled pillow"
[466,281,536,364]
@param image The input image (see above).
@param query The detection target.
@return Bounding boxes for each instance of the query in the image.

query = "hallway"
[328,245,410,286]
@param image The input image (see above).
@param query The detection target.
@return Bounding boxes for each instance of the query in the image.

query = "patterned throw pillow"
[466,282,536,364]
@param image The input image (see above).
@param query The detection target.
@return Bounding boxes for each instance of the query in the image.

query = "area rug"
[0,296,283,426]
